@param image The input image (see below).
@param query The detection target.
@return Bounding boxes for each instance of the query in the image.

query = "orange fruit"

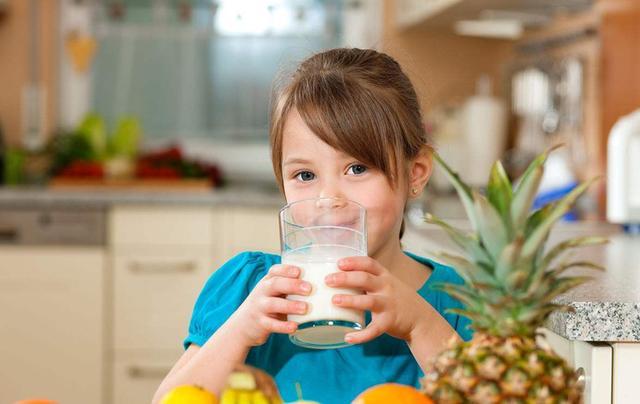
[353,383,434,404]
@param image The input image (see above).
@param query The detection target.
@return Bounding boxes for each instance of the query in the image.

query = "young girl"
[153,48,472,404]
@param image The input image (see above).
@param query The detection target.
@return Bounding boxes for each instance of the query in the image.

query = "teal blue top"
[184,251,473,403]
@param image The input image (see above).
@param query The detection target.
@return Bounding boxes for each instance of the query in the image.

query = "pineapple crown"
[427,146,607,338]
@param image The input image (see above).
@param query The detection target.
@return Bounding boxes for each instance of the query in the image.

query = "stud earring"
[411,188,418,195]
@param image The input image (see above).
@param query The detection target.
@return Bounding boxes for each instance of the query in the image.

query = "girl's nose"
[315,196,348,209]
[318,184,346,202]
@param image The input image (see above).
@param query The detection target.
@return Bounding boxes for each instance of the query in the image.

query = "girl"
[153,48,472,404]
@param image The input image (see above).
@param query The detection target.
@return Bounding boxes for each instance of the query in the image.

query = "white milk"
[283,246,365,348]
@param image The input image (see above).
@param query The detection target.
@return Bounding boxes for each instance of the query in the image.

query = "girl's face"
[280,109,408,256]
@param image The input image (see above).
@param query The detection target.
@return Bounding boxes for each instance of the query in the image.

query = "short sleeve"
[183,252,271,349]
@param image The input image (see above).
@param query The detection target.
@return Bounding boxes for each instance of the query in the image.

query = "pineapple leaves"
[487,160,513,231]
[510,153,547,232]
[424,213,492,265]
[473,190,509,262]
[431,283,484,310]
[428,250,496,285]
[542,236,609,269]
[521,176,602,260]
[539,276,593,304]
[428,147,606,336]
[546,261,605,278]
[495,237,523,282]
[433,152,479,232]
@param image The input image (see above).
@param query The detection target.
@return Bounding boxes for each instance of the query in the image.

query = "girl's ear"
[408,146,433,198]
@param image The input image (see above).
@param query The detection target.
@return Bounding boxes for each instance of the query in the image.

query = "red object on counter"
[58,160,104,178]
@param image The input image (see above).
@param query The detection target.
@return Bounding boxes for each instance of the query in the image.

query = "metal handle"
[0,227,18,243]
[127,365,172,379]
[575,367,586,392]
[128,260,197,274]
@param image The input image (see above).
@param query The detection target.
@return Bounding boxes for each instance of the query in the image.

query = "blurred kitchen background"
[1,0,639,403]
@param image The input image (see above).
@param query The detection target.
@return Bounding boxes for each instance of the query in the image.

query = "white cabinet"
[221,207,281,258]
[108,205,281,403]
[540,328,613,404]
[0,246,104,404]
[112,352,179,404]
[109,205,219,404]
[112,249,214,351]
[611,343,640,404]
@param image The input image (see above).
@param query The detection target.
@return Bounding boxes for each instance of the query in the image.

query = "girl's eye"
[295,171,316,182]
[347,164,367,176]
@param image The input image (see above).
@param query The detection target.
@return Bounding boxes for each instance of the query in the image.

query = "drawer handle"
[0,227,18,243]
[129,261,197,274]
[127,365,172,379]
[575,367,586,392]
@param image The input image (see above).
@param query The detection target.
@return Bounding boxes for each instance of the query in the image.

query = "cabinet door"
[113,248,213,351]
[540,328,612,404]
[110,206,214,247]
[0,247,104,404]
[223,207,280,257]
[611,343,640,404]
[113,352,178,404]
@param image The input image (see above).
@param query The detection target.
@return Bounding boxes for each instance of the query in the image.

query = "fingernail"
[297,303,307,313]
[345,334,354,343]
[290,267,299,276]
[325,274,335,285]
[333,295,342,304]
[300,282,311,292]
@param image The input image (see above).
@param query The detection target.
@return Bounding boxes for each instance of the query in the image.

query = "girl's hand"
[229,264,311,347]
[325,256,430,344]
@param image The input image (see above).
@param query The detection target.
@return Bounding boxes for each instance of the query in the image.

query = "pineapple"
[421,146,607,403]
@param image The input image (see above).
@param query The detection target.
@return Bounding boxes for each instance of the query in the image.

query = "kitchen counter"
[3,187,639,342]
[402,219,640,342]
[0,185,285,209]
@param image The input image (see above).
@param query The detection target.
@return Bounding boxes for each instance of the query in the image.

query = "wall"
[380,0,514,113]
[0,0,58,147]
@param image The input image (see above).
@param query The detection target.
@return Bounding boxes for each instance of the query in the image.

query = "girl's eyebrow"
[283,157,312,166]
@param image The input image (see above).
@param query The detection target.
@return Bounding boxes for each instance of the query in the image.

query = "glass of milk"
[279,197,367,349]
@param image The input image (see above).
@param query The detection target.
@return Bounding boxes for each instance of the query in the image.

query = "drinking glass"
[279,197,367,349]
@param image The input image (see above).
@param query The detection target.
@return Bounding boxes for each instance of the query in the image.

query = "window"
[91,0,345,142]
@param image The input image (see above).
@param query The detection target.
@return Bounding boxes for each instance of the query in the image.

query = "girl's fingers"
[325,270,381,291]
[337,256,384,275]
[258,315,298,334]
[261,276,311,297]
[345,323,384,344]
[265,264,301,279]
[262,297,307,315]
[332,294,382,311]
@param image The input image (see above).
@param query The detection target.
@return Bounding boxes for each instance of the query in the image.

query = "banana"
[220,369,282,404]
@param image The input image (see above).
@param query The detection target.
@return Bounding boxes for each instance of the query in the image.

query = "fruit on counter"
[58,160,104,178]
[160,385,218,404]
[108,116,141,158]
[77,112,107,160]
[420,147,606,403]
[136,145,223,186]
[49,112,142,179]
[221,367,283,404]
[48,131,95,176]
[352,383,433,404]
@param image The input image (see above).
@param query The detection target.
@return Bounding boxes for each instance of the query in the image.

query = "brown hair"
[269,48,433,235]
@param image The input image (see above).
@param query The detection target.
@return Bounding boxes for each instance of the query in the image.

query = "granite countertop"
[402,219,640,343]
[0,185,285,209]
